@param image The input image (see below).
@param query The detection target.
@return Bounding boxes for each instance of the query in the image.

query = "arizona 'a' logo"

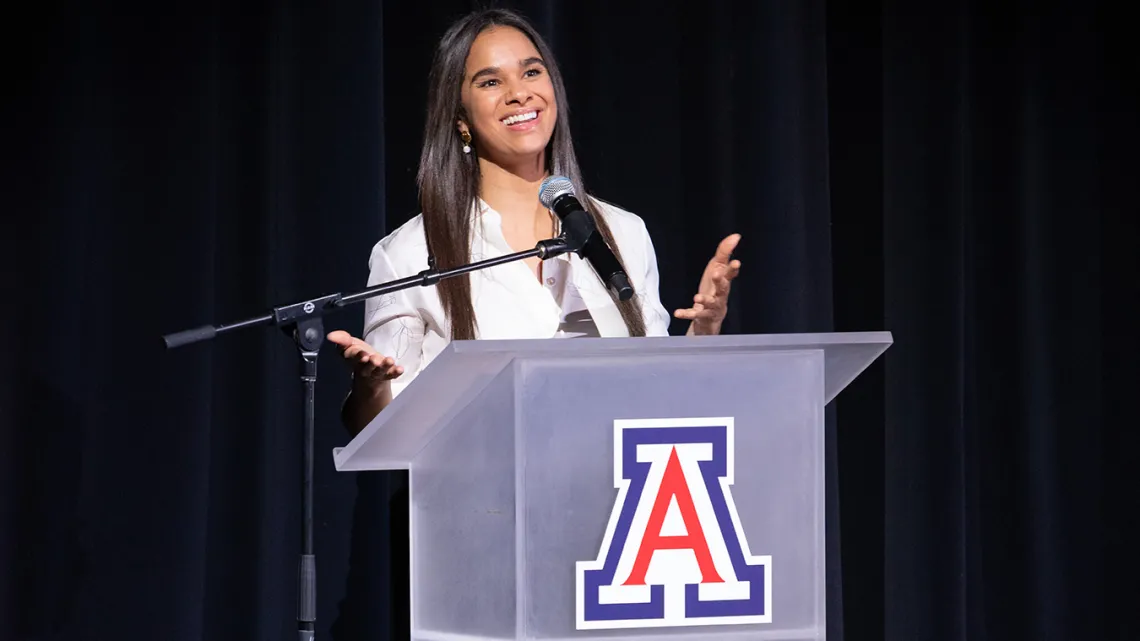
[575,417,771,629]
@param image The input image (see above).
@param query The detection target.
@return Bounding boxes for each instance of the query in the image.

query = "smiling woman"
[462,45,554,165]
[328,8,743,435]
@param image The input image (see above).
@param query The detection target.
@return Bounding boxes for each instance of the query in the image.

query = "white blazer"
[362,198,672,398]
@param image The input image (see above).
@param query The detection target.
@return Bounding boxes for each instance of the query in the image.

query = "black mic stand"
[162,231,583,641]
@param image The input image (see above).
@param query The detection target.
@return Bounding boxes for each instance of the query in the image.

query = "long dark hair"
[416,8,647,340]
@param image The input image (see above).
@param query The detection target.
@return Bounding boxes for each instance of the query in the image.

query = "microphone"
[539,176,634,301]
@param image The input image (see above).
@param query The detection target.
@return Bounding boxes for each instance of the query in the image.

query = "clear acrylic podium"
[333,332,891,641]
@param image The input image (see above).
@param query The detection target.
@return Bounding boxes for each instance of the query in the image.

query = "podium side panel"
[410,367,519,640]
[519,350,825,641]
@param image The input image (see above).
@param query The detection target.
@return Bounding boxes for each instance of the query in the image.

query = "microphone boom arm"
[160,233,573,641]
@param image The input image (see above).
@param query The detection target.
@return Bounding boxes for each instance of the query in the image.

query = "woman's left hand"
[674,234,742,336]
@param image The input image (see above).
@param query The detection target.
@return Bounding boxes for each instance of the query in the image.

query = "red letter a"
[623,447,723,585]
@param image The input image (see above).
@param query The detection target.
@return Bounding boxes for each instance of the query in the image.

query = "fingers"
[355,350,387,374]
[328,330,371,354]
[713,258,742,284]
[327,330,403,381]
[342,342,373,361]
[699,256,742,296]
[712,273,731,296]
[693,293,718,307]
[684,240,739,322]
[725,258,742,281]
[326,330,355,347]
[674,306,718,320]
[711,234,741,265]
[328,330,372,356]
[674,293,723,320]
[358,352,404,380]
[356,351,404,381]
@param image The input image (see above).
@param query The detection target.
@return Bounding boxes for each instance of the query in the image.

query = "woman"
[328,8,741,435]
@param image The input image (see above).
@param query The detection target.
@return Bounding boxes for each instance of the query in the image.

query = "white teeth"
[502,111,537,125]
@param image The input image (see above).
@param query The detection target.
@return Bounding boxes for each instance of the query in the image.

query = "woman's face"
[459,26,557,170]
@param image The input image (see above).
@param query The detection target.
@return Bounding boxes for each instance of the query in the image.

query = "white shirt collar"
[468,198,630,337]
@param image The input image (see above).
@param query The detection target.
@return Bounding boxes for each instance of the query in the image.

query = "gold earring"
[460,130,472,154]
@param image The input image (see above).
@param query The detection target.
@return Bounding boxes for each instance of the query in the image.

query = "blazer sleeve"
[361,241,427,398]
[637,219,673,337]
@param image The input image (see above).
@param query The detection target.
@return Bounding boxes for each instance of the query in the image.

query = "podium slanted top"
[331,331,891,472]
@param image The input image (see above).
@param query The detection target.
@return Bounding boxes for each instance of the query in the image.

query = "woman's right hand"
[327,330,403,386]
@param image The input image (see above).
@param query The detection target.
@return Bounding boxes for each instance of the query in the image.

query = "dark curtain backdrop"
[5,0,1136,640]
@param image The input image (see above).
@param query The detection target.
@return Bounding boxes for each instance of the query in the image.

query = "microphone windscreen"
[539,175,576,209]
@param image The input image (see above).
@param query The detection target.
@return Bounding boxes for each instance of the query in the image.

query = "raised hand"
[673,233,742,336]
